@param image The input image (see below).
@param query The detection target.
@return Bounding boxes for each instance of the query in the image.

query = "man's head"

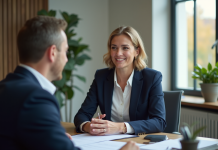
[17,16,69,81]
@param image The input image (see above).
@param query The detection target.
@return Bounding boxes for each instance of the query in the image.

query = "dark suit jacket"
[0,66,79,150]
[74,68,167,135]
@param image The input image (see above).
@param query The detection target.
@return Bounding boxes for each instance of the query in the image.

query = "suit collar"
[19,64,56,95]
[129,69,143,121]
[104,68,115,120]
[14,66,40,85]
[104,68,143,121]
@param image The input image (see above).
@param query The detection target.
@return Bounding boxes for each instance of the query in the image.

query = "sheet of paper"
[140,139,218,150]
[71,133,137,147]
[78,141,145,150]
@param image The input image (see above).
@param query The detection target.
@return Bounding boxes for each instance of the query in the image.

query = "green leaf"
[191,126,206,140]
[79,54,91,60]
[194,64,202,71]
[202,68,207,74]
[216,62,218,68]
[67,14,80,28]
[192,75,199,79]
[73,85,84,94]
[208,63,212,71]
[78,37,82,43]
[64,58,75,71]
[60,11,70,22]
[68,39,79,47]
[66,86,74,99]
[66,33,76,39]
[75,57,85,65]
[52,72,66,88]
[37,9,48,16]
[48,10,56,17]
[74,74,86,82]
[55,91,64,108]
[65,70,72,80]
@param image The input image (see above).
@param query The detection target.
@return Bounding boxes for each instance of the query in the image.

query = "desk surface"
[181,95,218,110]
[61,122,218,144]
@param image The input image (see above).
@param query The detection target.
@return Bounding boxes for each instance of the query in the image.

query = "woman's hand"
[84,118,125,135]
[82,114,106,133]
[120,141,139,150]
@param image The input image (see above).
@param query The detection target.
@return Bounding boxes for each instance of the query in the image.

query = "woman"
[74,26,166,135]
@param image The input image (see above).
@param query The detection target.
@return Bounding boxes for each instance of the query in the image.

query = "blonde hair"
[103,26,147,71]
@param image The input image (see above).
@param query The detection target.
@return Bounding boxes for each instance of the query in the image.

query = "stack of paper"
[71,134,218,150]
[71,133,137,147]
[78,141,144,150]
[140,139,218,150]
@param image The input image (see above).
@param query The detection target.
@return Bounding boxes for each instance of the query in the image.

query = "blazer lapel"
[104,69,114,121]
[129,70,143,121]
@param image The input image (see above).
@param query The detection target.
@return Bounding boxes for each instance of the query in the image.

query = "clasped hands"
[82,114,126,135]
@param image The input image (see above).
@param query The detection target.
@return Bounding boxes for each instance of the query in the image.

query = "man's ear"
[47,45,57,62]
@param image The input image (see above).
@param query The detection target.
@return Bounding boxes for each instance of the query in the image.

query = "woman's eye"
[111,47,117,50]
[123,47,129,50]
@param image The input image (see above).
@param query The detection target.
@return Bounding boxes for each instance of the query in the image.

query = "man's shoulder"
[0,73,55,104]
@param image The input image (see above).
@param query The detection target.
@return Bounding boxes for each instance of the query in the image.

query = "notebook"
[144,135,168,142]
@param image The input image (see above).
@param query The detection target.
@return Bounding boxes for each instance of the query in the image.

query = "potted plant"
[192,62,218,102]
[180,123,206,150]
[37,10,91,122]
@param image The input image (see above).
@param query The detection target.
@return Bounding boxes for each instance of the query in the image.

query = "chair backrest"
[163,91,183,133]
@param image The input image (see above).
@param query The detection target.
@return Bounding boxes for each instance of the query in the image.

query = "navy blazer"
[74,68,166,135]
[0,66,79,150]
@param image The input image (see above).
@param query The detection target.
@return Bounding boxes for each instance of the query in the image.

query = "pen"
[98,112,100,119]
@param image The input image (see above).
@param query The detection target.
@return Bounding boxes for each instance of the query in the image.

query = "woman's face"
[110,34,139,71]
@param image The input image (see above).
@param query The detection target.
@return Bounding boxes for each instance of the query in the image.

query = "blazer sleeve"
[16,89,80,150]
[128,71,166,134]
[74,73,99,132]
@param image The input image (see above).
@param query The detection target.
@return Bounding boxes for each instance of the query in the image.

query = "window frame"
[171,0,218,96]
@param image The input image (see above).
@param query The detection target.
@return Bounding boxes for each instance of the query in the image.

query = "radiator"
[180,107,218,139]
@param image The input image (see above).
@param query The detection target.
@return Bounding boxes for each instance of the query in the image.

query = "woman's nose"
[116,48,122,56]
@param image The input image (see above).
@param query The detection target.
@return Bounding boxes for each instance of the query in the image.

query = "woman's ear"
[135,47,140,57]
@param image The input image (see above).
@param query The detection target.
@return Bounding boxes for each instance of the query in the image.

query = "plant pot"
[180,140,199,150]
[200,83,218,102]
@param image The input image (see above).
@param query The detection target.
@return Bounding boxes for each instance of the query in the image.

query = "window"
[171,0,217,96]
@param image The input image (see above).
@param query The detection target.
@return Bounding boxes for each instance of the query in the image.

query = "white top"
[80,69,135,134]
[19,64,56,95]
[111,69,134,133]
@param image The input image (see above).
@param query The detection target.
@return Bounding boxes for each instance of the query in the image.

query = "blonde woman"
[74,26,166,135]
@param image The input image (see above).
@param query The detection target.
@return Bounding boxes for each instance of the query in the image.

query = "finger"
[91,118,107,124]
[95,129,107,136]
[99,114,106,119]
[91,128,107,134]
[90,123,106,128]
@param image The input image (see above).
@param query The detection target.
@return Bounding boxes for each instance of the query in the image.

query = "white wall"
[49,0,108,122]
[109,0,152,68]
[152,0,171,90]
[108,0,171,90]
[49,0,171,122]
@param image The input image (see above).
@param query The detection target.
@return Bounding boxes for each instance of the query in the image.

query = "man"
[0,16,139,150]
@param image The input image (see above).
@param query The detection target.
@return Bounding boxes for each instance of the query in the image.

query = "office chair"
[163,90,183,134]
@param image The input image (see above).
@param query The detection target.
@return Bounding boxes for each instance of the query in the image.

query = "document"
[140,138,218,150]
[71,133,138,147]
[78,141,144,150]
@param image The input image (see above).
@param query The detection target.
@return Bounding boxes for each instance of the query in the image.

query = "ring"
[103,129,106,132]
